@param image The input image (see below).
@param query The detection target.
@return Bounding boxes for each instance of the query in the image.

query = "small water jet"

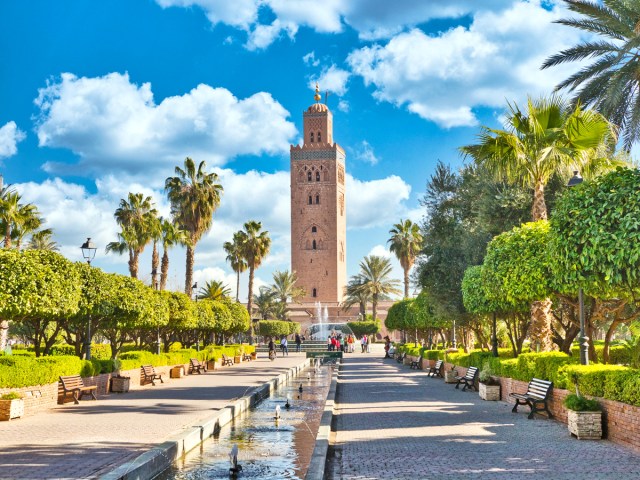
[274,405,281,420]
[229,444,242,476]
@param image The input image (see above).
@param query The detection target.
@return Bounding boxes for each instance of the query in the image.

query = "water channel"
[156,363,333,480]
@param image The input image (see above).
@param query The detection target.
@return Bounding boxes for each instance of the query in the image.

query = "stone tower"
[290,85,346,303]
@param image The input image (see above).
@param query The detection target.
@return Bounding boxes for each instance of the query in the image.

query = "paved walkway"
[328,348,640,480]
[0,354,308,480]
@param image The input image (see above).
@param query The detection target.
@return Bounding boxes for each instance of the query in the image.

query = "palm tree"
[541,0,640,150]
[165,157,223,294]
[198,280,231,300]
[354,256,401,323]
[107,193,157,278]
[270,270,305,304]
[8,203,43,250]
[388,219,423,298]
[238,220,271,324]
[223,231,248,302]
[148,214,162,288]
[342,274,370,318]
[159,219,188,291]
[27,229,59,251]
[460,95,615,221]
[461,95,616,350]
[253,286,278,320]
[0,186,39,249]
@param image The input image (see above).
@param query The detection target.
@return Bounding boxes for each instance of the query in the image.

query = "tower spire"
[314,82,321,103]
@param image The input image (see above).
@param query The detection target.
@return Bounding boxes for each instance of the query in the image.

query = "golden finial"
[314,82,321,103]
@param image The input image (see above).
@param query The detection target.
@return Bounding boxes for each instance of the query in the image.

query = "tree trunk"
[151,241,159,288]
[531,180,547,221]
[603,318,623,364]
[160,249,169,290]
[403,267,410,299]
[185,244,195,295]
[530,299,553,351]
[372,294,378,323]
[247,266,255,340]
[130,250,140,279]
[236,270,240,302]
[0,320,8,351]
[4,223,11,249]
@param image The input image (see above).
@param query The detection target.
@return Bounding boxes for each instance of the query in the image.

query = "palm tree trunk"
[160,249,169,290]
[4,223,11,249]
[403,267,410,299]
[531,180,547,221]
[185,244,195,295]
[372,294,378,323]
[247,266,255,341]
[131,251,140,279]
[236,270,240,302]
[151,240,159,287]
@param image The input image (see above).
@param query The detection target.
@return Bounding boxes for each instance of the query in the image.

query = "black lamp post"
[80,238,97,361]
[567,171,589,365]
[151,268,161,354]
[192,282,199,351]
[451,318,457,349]
[492,312,499,357]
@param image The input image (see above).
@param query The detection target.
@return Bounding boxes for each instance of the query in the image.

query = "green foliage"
[346,321,380,337]
[0,355,95,388]
[1,392,23,400]
[462,265,499,314]
[257,320,298,337]
[564,393,601,412]
[550,168,640,300]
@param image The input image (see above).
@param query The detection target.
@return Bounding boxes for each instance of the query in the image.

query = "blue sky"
[0,0,588,299]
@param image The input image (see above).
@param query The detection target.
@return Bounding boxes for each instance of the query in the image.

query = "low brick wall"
[444,362,640,452]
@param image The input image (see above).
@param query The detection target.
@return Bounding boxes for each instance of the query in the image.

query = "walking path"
[328,347,640,480]
[0,353,308,480]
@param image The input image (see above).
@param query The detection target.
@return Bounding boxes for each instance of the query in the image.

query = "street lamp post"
[451,318,457,349]
[567,171,589,365]
[492,312,499,357]
[192,282,199,352]
[151,268,161,355]
[80,238,97,361]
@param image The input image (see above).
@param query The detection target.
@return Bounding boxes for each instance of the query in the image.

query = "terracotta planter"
[234,355,242,364]
[568,410,602,440]
[111,377,130,393]
[0,399,24,421]
[250,352,257,360]
[170,366,185,378]
[444,370,458,383]
[207,360,217,370]
[479,383,500,401]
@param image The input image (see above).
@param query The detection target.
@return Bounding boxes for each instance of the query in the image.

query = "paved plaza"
[0,354,308,480]
[328,348,640,480]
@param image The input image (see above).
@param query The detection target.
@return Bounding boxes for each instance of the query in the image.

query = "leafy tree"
[542,0,640,150]
[161,291,196,351]
[198,280,231,301]
[388,219,423,298]
[160,218,188,291]
[166,157,223,293]
[354,255,401,322]
[258,320,299,338]
[346,321,380,338]
[148,213,162,289]
[238,220,271,334]
[223,231,248,302]
[223,299,251,337]
[106,192,157,279]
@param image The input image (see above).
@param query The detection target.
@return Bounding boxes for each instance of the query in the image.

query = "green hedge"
[0,355,98,388]
[570,345,631,365]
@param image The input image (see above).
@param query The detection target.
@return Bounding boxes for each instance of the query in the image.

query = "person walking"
[327,335,333,352]
[361,335,367,353]
[280,335,289,356]
[295,333,302,353]
[366,335,371,353]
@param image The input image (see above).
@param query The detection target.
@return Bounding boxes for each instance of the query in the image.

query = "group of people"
[326,332,370,353]
[268,333,307,358]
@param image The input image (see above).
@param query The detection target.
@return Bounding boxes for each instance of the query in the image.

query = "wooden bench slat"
[509,377,553,419]
[59,375,97,405]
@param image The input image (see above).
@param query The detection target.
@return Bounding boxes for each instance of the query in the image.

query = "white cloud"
[309,65,350,97]
[155,0,259,29]
[34,72,297,184]
[0,121,26,159]
[347,1,583,128]
[337,100,350,112]
[246,19,297,51]
[368,244,391,258]
[347,174,412,229]
[303,51,320,67]
[353,140,379,165]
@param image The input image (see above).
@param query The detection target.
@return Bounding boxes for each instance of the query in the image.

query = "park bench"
[221,354,234,366]
[410,356,422,369]
[59,375,97,405]
[396,352,406,364]
[189,358,207,374]
[427,360,444,378]
[455,366,479,391]
[141,365,164,386]
[242,353,252,362]
[509,378,554,419]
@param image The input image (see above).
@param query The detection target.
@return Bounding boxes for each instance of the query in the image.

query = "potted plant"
[444,365,458,383]
[206,356,218,370]
[478,367,500,401]
[0,392,25,421]
[110,359,131,393]
[233,347,242,364]
[564,393,602,440]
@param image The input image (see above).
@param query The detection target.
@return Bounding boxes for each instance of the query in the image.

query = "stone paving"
[0,353,308,480]
[328,347,640,480]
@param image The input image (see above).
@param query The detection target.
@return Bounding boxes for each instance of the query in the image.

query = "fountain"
[274,405,281,420]
[229,444,242,476]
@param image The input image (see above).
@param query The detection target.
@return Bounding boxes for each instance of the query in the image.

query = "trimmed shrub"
[0,355,95,388]
[564,393,601,411]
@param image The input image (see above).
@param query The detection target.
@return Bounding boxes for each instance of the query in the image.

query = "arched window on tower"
[307,171,312,182]
[312,288,317,298]
[317,131,322,142]
[315,194,320,204]
[310,132,314,143]
[312,240,317,250]
[315,171,320,181]
[311,226,317,233]
[308,195,313,205]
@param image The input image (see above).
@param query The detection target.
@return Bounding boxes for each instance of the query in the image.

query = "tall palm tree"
[253,286,278,320]
[388,219,423,299]
[238,220,271,324]
[148,214,162,288]
[107,192,157,278]
[460,95,616,350]
[223,231,248,302]
[354,255,401,323]
[198,280,231,300]
[0,186,38,249]
[159,219,189,291]
[165,157,223,294]
[541,0,640,150]
[460,96,615,221]
[270,269,305,304]
[8,203,42,250]
[342,274,370,318]
[27,229,59,251]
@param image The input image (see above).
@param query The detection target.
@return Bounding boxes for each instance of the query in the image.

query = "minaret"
[290,84,346,303]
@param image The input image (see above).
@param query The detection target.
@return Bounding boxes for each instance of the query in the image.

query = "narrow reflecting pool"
[156,364,333,480]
